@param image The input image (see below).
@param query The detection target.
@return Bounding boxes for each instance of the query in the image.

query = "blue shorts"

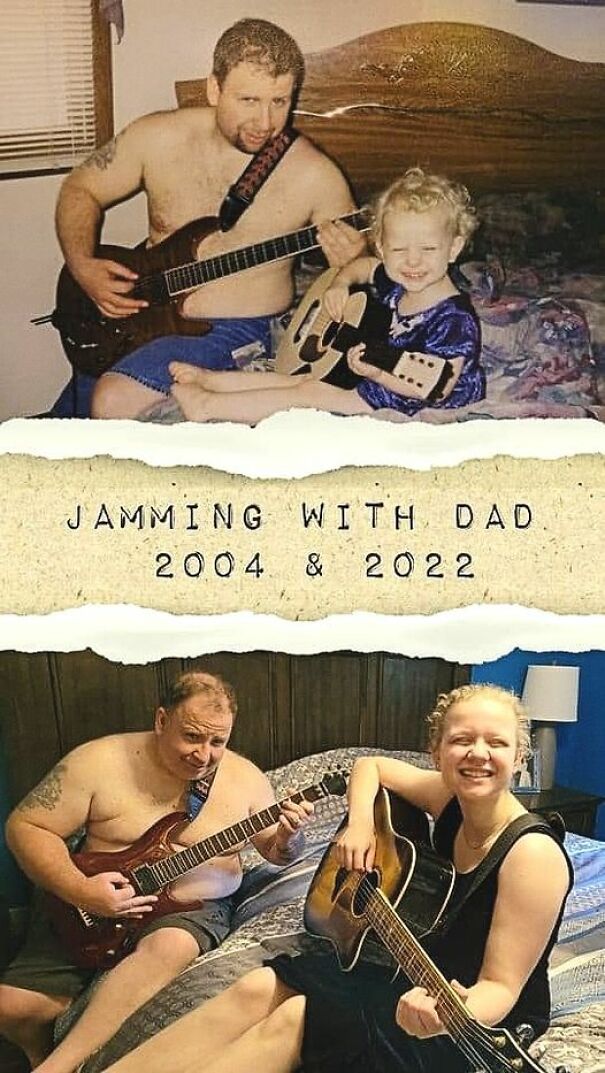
[112,315,273,395]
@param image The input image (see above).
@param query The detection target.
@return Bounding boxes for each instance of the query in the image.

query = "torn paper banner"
[0,605,603,665]
[0,414,604,476]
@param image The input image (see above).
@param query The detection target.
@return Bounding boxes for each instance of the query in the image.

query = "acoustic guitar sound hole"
[351,869,380,918]
[292,299,321,345]
[321,320,339,348]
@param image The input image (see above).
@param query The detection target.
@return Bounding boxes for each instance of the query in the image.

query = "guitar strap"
[437,810,566,936]
[219,127,299,232]
[187,766,218,821]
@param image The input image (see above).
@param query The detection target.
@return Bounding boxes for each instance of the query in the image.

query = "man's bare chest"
[146,153,311,245]
[86,783,249,854]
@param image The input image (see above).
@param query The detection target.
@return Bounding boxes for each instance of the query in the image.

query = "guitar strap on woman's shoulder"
[438,811,566,935]
[219,127,300,232]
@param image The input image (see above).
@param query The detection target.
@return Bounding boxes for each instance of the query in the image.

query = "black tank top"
[422,797,573,1039]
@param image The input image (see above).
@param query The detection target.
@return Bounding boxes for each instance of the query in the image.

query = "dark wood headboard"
[176,21,605,198]
[0,650,469,805]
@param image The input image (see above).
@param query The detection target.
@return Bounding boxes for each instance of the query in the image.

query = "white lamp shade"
[521,665,579,723]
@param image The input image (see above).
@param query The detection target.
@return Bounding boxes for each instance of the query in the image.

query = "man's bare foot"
[170,383,215,422]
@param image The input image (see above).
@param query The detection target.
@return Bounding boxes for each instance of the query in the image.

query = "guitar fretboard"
[132,782,331,890]
[163,210,368,297]
[361,881,470,1037]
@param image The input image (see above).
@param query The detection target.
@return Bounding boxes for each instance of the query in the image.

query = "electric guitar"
[275,268,456,399]
[38,212,369,377]
[304,790,556,1073]
[46,770,346,970]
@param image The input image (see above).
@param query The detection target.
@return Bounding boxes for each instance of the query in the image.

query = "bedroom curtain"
[0,0,112,176]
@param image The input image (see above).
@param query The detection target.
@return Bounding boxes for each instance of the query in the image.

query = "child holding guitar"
[102,684,572,1073]
[168,167,486,423]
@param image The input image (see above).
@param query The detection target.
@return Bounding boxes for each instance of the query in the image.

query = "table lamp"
[521,665,579,790]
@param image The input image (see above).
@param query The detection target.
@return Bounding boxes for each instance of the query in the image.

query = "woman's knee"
[229,966,280,1007]
[265,994,306,1041]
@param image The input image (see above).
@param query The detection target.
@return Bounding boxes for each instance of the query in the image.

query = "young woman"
[104,683,572,1073]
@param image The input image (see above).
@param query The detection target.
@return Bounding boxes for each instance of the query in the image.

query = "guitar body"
[275,270,393,389]
[45,771,347,971]
[50,210,370,377]
[275,270,455,399]
[52,217,218,376]
[45,811,203,969]
[304,792,455,971]
[305,790,556,1073]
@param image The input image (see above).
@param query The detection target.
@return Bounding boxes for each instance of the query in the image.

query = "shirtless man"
[55,17,363,419]
[0,670,313,1073]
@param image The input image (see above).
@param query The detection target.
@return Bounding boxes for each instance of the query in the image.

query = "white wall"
[1,0,604,420]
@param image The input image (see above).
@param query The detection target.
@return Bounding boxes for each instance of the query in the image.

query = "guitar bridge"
[76,907,98,928]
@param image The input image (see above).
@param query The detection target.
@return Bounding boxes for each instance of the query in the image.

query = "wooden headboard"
[0,650,469,805]
[176,21,605,199]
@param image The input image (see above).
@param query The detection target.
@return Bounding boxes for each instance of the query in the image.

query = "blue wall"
[472,649,605,839]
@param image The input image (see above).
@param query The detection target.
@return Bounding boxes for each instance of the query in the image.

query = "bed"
[172,21,605,425]
[59,744,605,1073]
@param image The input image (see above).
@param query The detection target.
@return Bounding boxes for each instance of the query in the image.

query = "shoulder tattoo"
[82,137,118,171]
[17,760,69,812]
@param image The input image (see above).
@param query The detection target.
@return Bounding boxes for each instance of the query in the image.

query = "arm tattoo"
[16,760,68,813]
[81,137,118,171]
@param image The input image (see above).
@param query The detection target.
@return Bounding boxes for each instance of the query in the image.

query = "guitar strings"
[354,876,522,1072]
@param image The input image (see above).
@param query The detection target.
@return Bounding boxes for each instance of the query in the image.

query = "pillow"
[476,294,599,408]
[557,833,605,945]
[239,746,432,877]
[468,190,605,272]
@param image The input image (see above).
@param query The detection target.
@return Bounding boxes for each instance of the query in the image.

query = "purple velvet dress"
[357,264,485,414]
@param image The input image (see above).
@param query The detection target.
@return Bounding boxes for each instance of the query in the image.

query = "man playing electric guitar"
[0,670,314,1073]
[53,17,364,419]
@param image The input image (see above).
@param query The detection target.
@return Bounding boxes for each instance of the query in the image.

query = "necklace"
[461,813,515,850]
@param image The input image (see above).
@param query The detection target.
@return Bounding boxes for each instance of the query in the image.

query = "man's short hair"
[162,671,237,720]
[213,18,305,92]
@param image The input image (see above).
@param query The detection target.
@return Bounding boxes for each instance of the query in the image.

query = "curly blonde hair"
[426,682,531,762]
[372,166,478,249]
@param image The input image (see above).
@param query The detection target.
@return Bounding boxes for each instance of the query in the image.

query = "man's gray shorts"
[1,890,234,997]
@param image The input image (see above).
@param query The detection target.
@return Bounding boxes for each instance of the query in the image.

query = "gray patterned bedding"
[64,747,605,1073]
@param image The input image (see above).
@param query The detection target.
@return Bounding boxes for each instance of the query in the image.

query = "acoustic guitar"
[304,789,556,1073]
[38,212,368,377]
[46,770,346,970]
[275,268,456,400]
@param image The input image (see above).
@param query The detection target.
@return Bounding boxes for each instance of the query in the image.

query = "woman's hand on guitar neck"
[75,871,158,918]
[395,980,469,1039]
[333,820,377,872]
[71,256,148,319]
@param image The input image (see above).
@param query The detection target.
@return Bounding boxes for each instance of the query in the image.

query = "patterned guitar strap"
[187,766,218,821]
[218,127,299,232]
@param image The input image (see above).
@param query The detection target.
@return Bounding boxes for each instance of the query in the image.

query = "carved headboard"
[176,21,605,199]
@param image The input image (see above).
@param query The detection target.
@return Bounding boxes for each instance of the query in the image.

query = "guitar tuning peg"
[515,1023,534,1045]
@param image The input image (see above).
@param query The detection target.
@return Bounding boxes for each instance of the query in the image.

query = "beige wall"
[1,0,604,420]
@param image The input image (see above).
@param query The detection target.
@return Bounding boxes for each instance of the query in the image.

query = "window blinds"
[0,1,104,174]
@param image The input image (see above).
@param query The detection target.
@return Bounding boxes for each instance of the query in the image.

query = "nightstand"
[514,785,604,837]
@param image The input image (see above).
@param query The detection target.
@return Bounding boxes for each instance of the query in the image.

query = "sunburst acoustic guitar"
[46,770,346,970]
[305,789,563,1073]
